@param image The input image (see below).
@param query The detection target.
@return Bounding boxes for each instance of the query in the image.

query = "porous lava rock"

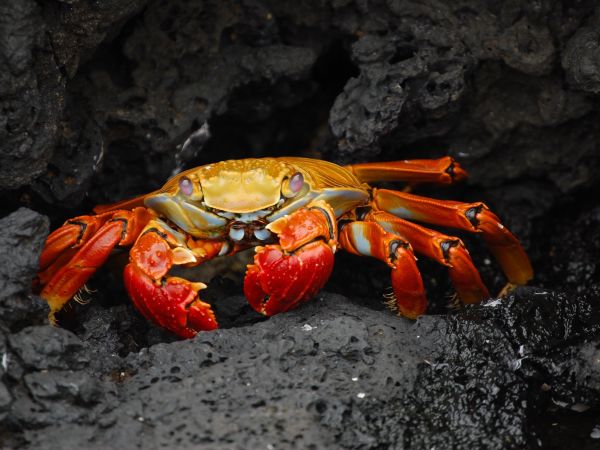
[3,289,600,449]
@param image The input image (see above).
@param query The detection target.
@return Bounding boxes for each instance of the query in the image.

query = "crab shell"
[108,157,372,238]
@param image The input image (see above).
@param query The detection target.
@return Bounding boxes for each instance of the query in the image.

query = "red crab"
[35,157,533,338]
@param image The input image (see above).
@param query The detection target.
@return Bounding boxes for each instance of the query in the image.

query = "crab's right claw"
[124,231,217,339]
[124,265,216,339]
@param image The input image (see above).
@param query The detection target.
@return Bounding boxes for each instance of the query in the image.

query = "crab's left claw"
[244,241,335,315]
[244,203,337,316]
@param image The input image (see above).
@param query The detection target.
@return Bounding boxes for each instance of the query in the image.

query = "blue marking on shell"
[377,221,395,234]
[313,189,370,217]
[145,194,227,236]
[180,202,228,228]
[145,195,193,231]
[350,223,372,256]
[385,206,416,220]
[267,194,315,221]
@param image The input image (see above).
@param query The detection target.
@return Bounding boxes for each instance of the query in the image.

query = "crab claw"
[124,230,217,339]
[124,265,217,339]
[244,241,335,316]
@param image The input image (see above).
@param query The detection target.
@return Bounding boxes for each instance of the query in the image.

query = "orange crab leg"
[366,210,489,304]
[38,211,119,274]
[373,189,534,285]
[38,207,154,322]
[38,208,152,275]
[93,193,155,215]
[123,219,230,338]
[244,202,337,316]
[345,157,467,185]
[338,221,427,318]
[39,223,87,272]
[41,221,123,318]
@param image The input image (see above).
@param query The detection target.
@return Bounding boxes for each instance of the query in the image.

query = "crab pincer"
[124,227,218,338]
[244,202,337,316]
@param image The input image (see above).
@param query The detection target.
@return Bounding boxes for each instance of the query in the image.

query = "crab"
[35,157,533,338]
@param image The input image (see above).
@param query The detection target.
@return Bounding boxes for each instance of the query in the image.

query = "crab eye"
[282,172,304,198]
[289,172,304,193]
[179,177,193,196]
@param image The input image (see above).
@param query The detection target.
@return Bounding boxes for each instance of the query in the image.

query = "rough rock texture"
[2,290,600,449]
[0,209,49,330]
[2,0,600,449]
[0,0,146,191]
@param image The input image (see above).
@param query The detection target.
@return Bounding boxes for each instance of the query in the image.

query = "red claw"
[124,265,217,339]
[124,230,218,338]
[244,241,335,316]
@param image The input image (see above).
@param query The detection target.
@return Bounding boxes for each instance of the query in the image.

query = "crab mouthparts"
[228,221,273,243]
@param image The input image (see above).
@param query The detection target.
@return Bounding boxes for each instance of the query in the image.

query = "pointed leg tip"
[459,292,490,305]
[48,312,58,326]
[497,282,518,298]
[397,300,428,319]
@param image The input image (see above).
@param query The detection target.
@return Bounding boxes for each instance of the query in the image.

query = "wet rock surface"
[2,0,600,449]
[3,289,600,449]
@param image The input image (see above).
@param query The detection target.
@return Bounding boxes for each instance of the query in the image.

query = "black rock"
[0,209,48,300]
[563,24,600,94]
[0,290,597,449]
[0,209,49,330]
[9,326,87,371]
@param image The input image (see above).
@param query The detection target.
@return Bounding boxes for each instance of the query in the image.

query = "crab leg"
[124,220,227,338]
[244,201,337,316]
[366,210,489,304]
[39,210,132,275]
[373,189,534,286]
[345,157,467,185]
[37,208,154,323]
[338,221,427,318]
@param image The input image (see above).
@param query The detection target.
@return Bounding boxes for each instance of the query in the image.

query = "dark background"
[1,1,599,449]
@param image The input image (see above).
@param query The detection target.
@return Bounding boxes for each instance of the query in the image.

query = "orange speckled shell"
[161,157,365,192]
[275,157,364,190]
[95,157,368,214]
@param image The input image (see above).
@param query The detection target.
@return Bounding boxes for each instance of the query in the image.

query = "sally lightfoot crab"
[35,157,533,338]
